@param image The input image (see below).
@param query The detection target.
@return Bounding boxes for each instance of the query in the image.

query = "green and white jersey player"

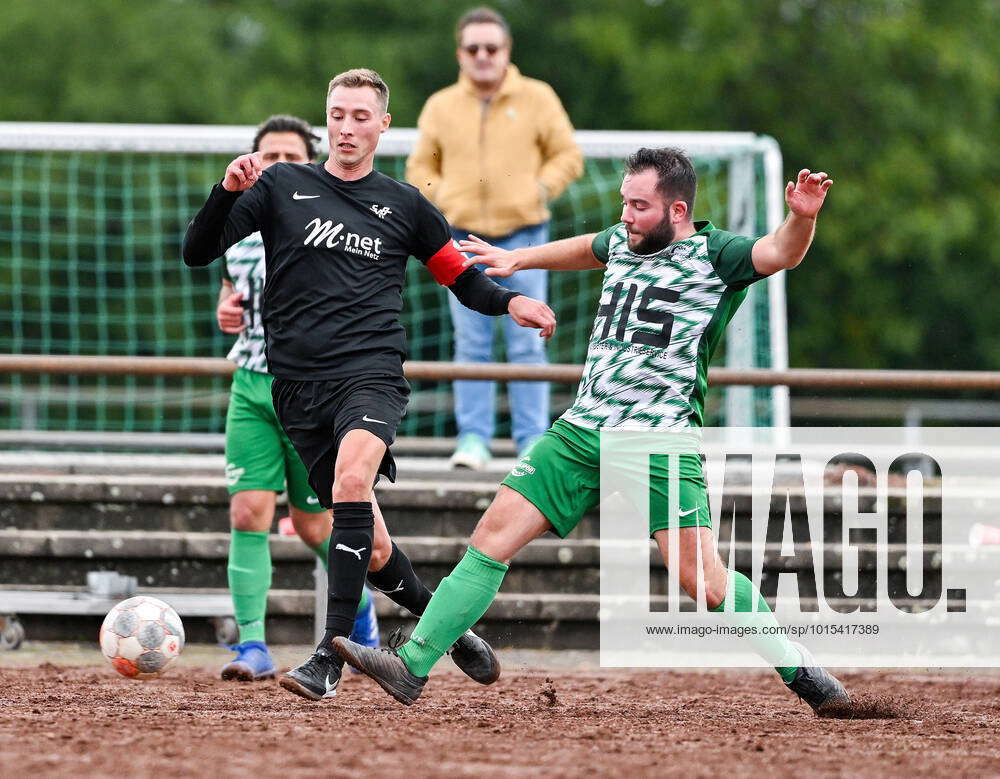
[221,231,267,374]
[333,148,851,715]
[564,215,764,431]
[220,233,324,518]
[215,115,378,682]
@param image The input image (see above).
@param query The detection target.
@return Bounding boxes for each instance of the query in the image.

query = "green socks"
[399,546,508,676]
[227,529,271,644]
[311,536,330,570]
[229,529,371,645]
[307,535,370,613]
[710,570,801,683]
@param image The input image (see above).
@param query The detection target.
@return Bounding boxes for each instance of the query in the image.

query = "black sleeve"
[408,189,453,262]
[448,267,521,316]
[405,186,518,315]
[182,176,270,267]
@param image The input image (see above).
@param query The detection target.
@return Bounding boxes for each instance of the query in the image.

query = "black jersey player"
[183,68,556,701]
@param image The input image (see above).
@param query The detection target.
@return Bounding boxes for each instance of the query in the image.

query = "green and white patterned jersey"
[561,220,765,431]
[223,232,267,374]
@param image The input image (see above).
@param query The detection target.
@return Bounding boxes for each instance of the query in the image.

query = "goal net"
[0,123,787,436]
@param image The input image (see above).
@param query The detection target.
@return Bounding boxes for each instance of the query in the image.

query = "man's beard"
[629,218,675,255]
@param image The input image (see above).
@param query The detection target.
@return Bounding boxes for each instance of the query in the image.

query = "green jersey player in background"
[216,115,379,682]
[335,147,850,713]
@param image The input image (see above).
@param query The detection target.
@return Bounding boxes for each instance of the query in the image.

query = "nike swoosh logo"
[373,579,405,595]
[678,507,700,517]
[292,192,320,200]
[324,674,337,697]
[362,414,387,425]
[306,496,320,505]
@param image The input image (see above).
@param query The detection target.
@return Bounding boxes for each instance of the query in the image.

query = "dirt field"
[2,645,999,778]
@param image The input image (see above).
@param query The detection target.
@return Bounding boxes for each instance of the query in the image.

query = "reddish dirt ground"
[2,661,999,778]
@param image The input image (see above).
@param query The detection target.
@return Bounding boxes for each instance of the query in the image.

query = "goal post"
[0,122,788,433]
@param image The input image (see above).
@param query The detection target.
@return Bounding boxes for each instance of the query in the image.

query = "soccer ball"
[99,596,185,678]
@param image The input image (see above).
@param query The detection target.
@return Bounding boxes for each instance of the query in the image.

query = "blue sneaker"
[345,588,380,675]
[349,587,380,648]
[221,641,276,682]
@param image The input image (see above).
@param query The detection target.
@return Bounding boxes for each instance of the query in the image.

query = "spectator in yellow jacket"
[407,6,583,470]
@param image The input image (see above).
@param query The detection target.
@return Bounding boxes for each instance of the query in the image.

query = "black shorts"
[270,374,410,509]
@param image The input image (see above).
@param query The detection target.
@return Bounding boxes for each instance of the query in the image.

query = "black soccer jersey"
[184,162,474,380]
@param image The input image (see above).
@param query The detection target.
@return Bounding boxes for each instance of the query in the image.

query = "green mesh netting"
[0,146,768,436]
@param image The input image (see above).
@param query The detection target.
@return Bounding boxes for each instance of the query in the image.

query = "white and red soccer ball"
[99,596,185,679]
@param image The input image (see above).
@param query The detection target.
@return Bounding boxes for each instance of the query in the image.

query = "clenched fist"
[223,152,264,192]
[217,290,246,333]
[508,296,556,339]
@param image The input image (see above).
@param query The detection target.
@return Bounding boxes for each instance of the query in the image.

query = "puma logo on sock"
[335,543,367,560]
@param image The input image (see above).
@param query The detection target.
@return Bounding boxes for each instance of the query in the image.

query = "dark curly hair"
[624,147,697,212]
[252,115,320,160]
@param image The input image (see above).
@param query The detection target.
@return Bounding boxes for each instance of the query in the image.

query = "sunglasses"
[462,43,502,56]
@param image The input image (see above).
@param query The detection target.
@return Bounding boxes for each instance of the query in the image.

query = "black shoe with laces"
[332,628,427,706]
[448,629,501,685]
[279,646,343,702]
[785,642,850,713]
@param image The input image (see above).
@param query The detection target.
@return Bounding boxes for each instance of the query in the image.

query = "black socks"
[320,501,374,649]
[367,541,434,616]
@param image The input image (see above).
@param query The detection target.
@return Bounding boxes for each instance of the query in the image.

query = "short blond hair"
[326,68,390,113]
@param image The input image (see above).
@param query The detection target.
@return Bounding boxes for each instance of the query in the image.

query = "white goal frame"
[0,122,789,427]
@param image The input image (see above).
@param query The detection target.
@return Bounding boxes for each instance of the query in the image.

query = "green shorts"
[501,418,711,538]
[224,367,326,513]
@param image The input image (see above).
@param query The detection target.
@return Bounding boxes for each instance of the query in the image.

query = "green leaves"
[3,0,998,369]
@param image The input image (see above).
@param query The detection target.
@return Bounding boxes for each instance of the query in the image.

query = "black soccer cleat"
[785,642,850,713]
[448,629,501,685]
[332,630,427,706]
[279,647,343,702]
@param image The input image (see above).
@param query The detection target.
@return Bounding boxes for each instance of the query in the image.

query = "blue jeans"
[448,223,550,450]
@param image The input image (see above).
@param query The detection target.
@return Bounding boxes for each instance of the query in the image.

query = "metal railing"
[3,353,1000,390]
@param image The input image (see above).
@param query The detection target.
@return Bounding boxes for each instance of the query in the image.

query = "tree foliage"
[2,0,997,369]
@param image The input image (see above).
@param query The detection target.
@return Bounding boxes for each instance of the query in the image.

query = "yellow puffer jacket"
[406,65,583,238]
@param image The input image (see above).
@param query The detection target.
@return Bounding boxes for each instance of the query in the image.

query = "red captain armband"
[425,241,466,286]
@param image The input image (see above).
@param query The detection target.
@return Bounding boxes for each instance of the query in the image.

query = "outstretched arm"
[751,169,832,275]
[445,268,556,339]
[182,153,265,267]
[458,233,604,277]
[422,239,556,338]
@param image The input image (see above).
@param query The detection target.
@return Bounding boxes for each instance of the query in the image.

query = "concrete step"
[0,583,594,621]
[0,451,520,481]
[0,528,966,597]
[0,433,518,457]
[0,530,599,592]
[0,529,595,565]
[0,472,554,537]
[1,527,959,569]
[0,472,506,503]
[0,468,940,542]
